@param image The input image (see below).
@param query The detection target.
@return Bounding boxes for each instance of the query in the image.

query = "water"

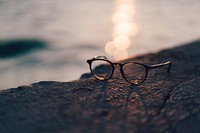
[0,0,200,90]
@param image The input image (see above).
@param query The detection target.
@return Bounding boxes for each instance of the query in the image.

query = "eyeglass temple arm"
[94,55,108,60]
[149,61,171,73]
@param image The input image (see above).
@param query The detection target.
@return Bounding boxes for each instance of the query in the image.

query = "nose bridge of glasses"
[113,62,122,67]
[113,63,124,75]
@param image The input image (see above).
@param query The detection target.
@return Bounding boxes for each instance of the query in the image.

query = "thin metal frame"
[87,56,171,84]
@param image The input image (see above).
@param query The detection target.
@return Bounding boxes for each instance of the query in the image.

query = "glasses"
[87,56,171,84]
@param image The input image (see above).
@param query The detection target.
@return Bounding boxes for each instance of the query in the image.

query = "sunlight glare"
[116,4,135,15]
[105,41,115,56]
[105,0,137,60]
[113,22,138,37]
[113,35,131,50]
[112,11,132,24]
[116,0,133,4]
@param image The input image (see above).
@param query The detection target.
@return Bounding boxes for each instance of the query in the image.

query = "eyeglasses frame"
[87,56,171,84]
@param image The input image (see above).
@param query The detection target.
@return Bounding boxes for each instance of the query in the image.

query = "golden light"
[105,41,115,56]
[116,0,133,4]
[105,0,138,60]
[112,11,133,24]
[113,35,131,50]
[116,4,135,15]
[113,22,138,37]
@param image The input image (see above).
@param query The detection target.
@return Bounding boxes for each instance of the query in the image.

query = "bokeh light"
[113,35,131,50]
[113,22,138,37]
[112,11,133,23]
[105,41,115,56]
[105,0,138,60]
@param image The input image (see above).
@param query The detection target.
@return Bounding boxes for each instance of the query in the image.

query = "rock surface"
[0,40,200,133]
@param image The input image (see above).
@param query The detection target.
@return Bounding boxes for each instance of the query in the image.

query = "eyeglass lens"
[122,63,146,84]
[91,60,113,80]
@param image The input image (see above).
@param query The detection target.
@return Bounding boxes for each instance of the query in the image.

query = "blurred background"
[0,0,200,90]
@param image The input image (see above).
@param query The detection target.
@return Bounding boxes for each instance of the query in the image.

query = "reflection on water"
[0,0,114,90]
[105,0,138,60]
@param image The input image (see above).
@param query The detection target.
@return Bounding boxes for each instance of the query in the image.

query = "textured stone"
[0,40,200,133]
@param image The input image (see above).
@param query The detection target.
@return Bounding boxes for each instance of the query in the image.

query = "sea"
[0,0,200,90]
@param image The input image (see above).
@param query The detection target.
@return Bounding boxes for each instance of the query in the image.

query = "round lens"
[122,62,146,84]
[91,60,113,80]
